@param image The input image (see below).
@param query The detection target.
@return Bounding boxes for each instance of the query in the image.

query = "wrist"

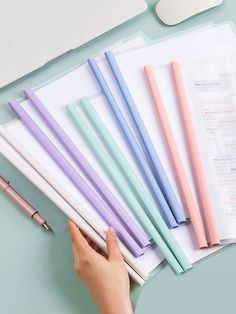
[102,298,133,314]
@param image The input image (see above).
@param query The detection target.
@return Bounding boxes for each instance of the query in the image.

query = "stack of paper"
[1,22,236,285]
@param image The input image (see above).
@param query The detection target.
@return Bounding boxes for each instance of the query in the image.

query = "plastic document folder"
[1,23,235,284]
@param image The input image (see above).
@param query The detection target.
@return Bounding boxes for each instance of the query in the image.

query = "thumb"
[106,227,123,262]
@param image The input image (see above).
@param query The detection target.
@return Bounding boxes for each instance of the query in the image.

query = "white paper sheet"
[180,52,236,244]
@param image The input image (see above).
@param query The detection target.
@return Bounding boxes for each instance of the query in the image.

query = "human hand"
[68,220,133,314]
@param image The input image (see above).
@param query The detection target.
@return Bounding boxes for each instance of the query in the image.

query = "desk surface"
[1,1,236,313]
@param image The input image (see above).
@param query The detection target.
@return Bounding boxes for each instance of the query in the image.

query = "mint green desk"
[1,1,236,313]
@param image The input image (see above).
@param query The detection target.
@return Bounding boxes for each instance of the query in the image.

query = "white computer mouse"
[156,0,223,25]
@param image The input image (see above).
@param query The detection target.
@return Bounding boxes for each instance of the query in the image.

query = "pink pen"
[0,175,52,231]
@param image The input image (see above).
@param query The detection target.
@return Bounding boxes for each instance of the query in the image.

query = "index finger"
[68,220,89,252]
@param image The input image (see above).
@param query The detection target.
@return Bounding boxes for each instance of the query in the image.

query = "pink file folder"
[170,61,220,246]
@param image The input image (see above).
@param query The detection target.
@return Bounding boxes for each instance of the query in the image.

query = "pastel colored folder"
[105,51,186,225]
[88,57,178,229]
[24,88,150,249]
[171,61,220,246]
[4,26,234,285]
[144,65,208,249]
[9,99,144,257]
[67,102,187,274]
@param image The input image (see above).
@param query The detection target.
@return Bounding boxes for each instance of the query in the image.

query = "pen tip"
[43,222,53,232]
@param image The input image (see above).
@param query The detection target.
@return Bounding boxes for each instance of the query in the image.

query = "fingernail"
[109,227,116,237]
